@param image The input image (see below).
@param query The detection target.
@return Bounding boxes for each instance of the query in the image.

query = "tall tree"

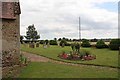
[25,24,40,42]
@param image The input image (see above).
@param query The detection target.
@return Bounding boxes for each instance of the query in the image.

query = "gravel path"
[21,51,118,71]
[21,52,50,62]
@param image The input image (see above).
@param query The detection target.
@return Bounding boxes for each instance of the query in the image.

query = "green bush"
[59,39,70,47]
[49,40,58,45]
[96,40,108,49]
[75,43,80,52]
[40,40,44,44]
[80,50,91,56]
[109,39,120,50]
[81,39,91,47]
[71,43,80,52]
[44,40,49,44]
[71,43,76,52]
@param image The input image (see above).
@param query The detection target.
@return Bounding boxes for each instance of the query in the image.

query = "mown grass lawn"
[21,44,118,67]
[19,62,118,78]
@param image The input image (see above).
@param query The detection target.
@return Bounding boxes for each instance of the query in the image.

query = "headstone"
[36,43,39,47]
[43,43,47,48]
[29,43,35,48]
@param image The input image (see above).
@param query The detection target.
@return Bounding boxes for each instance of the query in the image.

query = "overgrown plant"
[20,54,28,66]
[71,42,80,53]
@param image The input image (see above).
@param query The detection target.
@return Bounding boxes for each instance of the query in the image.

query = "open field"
[19,62,118,78]
[21,44,119,68]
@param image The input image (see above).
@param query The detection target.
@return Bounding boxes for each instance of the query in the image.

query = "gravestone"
[36,43,39,47]
[29,42,35,48]
[43,43,47,48]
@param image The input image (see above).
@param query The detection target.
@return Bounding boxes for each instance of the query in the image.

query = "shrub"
[71,43,80,53]
[44,40,49,44]
[23,40,30,44]
[71,43,76,52]
[20,54,28,65]
[49,40,58,45]
[96,40,108,49]
[75,43,80,52]
[40,40,44,44]
[59,40,67,47]
[109,39,120,50]
[81,39,91,47]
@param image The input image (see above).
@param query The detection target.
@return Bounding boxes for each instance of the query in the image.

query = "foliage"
[90,38,98,42]
[58,48,95,61]
[50,40,58,45]
[54,38,57,41]
[109,39,120,50]
[71,43,76,52]
[25,24,40,42]
[96,39,108,49]
[44,40,49,44]
[20,54,28,65]
[58,38,62,41]
[59,38,71,47]
[71,43,80,53]
[40,40,45,44]
[75,43,80,52]
[81,39,91,47]
[20,36,24,44]
[58,37,71,41]
[59,39,67,47]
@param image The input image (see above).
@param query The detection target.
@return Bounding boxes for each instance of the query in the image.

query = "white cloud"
[20,0,118,39]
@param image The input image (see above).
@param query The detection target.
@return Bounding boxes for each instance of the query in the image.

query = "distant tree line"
[20,24,120,50]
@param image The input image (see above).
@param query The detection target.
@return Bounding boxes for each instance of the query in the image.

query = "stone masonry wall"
[0,1,21,78]
[1,15,20,77]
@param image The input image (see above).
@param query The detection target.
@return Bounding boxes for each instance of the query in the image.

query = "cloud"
[20,0,118,39]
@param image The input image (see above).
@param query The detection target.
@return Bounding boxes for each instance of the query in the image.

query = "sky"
[20,0,119,40]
